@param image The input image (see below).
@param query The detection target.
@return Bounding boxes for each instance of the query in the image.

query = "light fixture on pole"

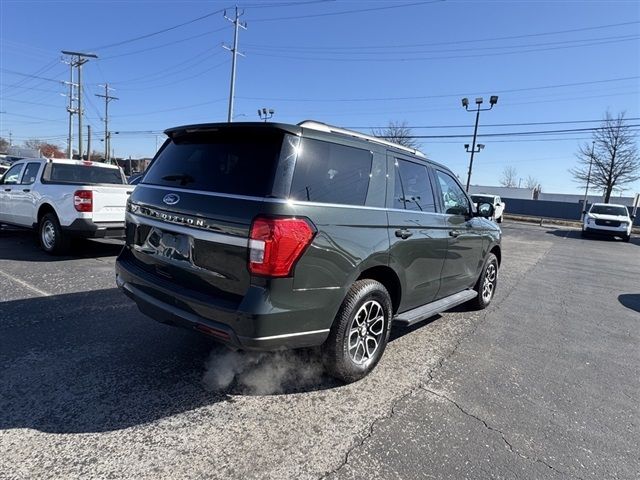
[461,95,498,191]
[258,108,274,122]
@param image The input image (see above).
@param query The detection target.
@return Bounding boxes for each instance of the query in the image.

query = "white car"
[582,203,634,242]
[470,194,505,223]
[0,158,131,253]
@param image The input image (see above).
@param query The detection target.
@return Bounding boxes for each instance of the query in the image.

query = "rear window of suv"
[142,129,284,197]
[43,163,125,184]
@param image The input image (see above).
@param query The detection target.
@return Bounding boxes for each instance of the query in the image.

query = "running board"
[393,289,478,327]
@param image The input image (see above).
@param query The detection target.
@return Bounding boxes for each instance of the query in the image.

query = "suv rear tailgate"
[124,185,261,306]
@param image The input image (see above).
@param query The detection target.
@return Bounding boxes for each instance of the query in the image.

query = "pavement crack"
[319,242,554,480]
[422,387,586,480]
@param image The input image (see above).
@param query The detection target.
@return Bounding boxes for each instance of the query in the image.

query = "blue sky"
[1,0,639,195]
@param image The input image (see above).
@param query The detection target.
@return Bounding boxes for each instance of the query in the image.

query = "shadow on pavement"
[0,288,230,434]
[0,227,123,261]
[618,294,640,313]
[545,228,639,245]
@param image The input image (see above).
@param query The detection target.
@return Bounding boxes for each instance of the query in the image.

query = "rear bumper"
[115,255,334,351]
[64,218,125,238]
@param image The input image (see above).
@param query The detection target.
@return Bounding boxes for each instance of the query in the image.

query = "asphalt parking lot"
[1,222,638,480]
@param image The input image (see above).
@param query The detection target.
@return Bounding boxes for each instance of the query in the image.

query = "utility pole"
[87,125,92,161]
[461,95,498,192]
[61,51,97,160]
[96,83,118,163]
[62,57,78,159]
[223,7,247,122]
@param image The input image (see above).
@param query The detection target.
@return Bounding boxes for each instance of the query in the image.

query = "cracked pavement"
[1,222,638,479]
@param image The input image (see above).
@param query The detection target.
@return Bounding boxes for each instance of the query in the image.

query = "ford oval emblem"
[163,193,180,205]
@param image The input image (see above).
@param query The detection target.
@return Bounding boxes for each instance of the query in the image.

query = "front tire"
[622,234,631,242]
[470,253,498,310]
[39,213,70,254]
[496,215,503,223]
[322,279,392,383]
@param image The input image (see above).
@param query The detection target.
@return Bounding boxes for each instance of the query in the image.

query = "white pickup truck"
[0,158,131,253]
[470,193,506,223]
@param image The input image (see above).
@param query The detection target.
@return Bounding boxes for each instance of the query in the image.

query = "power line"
[346,118,640,130]
[245,33,639,56]
[250,0,442,22]
[245,20,640,49]
[98,26,229,61]
[113,59,229,91]
[239,75,640,103]
[248,35,640,62]
[403,125,640,139]
[86,1,333,52]
[0,68,64,84]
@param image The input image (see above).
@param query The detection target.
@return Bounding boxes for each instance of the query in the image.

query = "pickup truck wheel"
[622,234,631,242]
[39,213,70,254]
[496,215,503,223]
[322,279,392,383]
[470,253,498,310]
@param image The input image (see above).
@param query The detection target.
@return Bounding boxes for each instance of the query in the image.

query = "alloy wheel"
[347,300,385,366]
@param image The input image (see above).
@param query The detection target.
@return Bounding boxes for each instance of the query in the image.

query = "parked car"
[0,158,131,253]
[470,194,505,223]
[0,163,10,178]
[115,121,502,382]
[582,202,634,242]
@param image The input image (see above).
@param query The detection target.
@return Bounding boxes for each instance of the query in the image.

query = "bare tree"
[372,120,419,150]
[499,166,518,187]
[525,175,540,189]
[23,139,65,158]
[0,137,9,153]
[570,111,640,202]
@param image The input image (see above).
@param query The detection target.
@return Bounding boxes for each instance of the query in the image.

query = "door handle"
[3,188,10,192]
[449,230,462,238]
[22,188,30,192]
[395,229,413,239]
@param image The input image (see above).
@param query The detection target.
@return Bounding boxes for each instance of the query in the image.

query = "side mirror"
[631,214,636,220]
[477,202,494,218]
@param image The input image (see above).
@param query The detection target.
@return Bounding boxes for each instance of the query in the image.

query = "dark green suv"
[115,121,501,382]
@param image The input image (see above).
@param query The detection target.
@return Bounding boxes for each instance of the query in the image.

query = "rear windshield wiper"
[161,174,195,186]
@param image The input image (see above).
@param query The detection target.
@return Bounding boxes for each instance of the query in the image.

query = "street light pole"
[581,140,596,219]
[461,95,498,192]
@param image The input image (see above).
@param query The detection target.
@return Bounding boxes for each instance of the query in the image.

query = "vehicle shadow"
[545,228,638,245]
[0,288,230,434]
[618,294,640,313]
[0,227,123,261]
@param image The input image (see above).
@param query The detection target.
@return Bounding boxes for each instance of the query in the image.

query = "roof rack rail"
[298,120,426,158]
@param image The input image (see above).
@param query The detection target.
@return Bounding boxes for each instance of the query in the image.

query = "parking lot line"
[0,269,51,298]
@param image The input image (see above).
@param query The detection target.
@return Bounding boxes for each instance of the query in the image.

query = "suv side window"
[1,164,24,185]
[436,170,470,216]
[393,159,436,212]
[21,162,41,185]
[289,138,372,206]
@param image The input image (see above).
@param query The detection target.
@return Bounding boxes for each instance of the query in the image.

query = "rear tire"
[470,253,498,310]
[322,279,392,383]
[39,213,70,255]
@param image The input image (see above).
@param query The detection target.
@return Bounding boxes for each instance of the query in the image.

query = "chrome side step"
[393,289,478,327]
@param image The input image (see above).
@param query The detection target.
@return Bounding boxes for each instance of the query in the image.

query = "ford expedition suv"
[0,158,130,253]
[115,121,501,382]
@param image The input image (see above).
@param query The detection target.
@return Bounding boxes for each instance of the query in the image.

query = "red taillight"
[248,216,315,277]
[74,190,93,212]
